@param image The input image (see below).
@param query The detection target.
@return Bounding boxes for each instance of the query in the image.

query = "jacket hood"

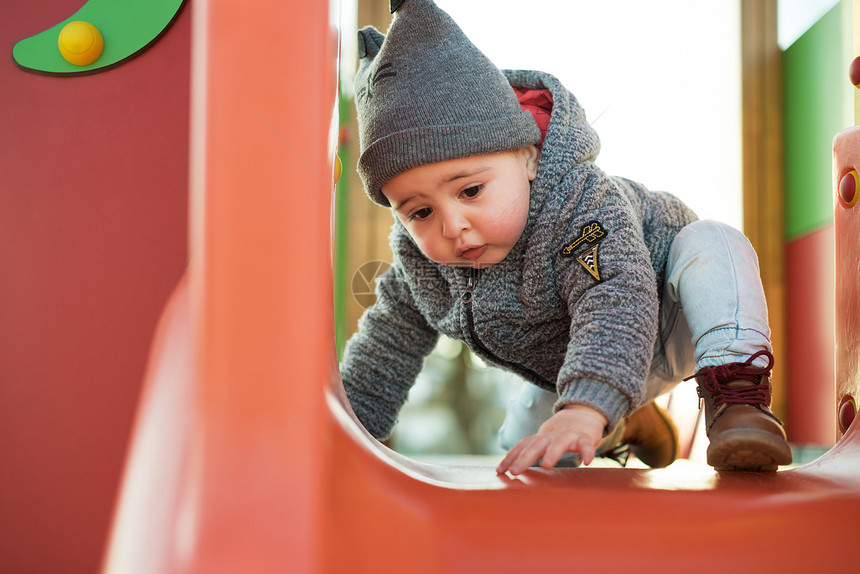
[504,69,601,217]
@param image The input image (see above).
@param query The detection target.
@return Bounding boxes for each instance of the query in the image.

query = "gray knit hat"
[354,0,541,206]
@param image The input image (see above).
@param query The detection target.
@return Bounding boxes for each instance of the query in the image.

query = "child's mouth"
[458,245,487,260]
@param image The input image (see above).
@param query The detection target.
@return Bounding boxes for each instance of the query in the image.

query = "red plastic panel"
[0,2,190,572]
[785,226,836,443]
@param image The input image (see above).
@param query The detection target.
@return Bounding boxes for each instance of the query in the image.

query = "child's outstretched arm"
[340,263,439,440]
[496,404,608,475]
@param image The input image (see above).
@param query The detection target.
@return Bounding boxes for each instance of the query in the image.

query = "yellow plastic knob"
[58,21,104,66]
[334,155,342,184]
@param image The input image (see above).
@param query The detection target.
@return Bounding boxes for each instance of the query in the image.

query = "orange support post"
[185,0,337,567]
[103,0,338,571]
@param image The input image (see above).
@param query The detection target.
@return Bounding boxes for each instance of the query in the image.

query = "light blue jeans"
[498,220,772,450]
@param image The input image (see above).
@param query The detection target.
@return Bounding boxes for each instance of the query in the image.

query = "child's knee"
[498,384,557,450]
[668,220,754,274]
[673,220,750,252]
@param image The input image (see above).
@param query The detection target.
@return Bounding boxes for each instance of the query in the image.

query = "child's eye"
[462,185,483,198]
[410,207,432,221]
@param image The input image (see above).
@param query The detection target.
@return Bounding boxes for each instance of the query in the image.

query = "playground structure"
[102,0,860,571]
[1,0,859,572]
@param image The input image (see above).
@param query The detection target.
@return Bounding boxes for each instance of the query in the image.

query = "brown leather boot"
[688,350,792,471]
[623,401,680,468]
[594,401,680,468]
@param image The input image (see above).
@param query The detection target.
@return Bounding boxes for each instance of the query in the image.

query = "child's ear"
[522,146,540,181]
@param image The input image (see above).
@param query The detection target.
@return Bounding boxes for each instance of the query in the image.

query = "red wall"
[0,2,190,572]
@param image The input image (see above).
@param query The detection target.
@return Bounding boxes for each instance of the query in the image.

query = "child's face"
[382,147,539,268]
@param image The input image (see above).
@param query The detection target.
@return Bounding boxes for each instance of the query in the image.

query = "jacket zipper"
[461,267,551,387]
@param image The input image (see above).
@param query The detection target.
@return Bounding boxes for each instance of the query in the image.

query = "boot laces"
[685,350,774,409]
[598,444,630,467]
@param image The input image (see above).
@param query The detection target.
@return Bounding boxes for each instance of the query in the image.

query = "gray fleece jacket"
[340,70,697,439]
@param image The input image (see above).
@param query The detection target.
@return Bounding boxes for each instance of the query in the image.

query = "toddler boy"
[341,0,792,473]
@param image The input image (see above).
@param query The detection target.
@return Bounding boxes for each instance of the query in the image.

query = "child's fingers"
[578,441,597,466]
[539,437,574,469]
[497,435,549,475]
[496,447,518,474]
[509,436,548,473]
[496,437,529,474]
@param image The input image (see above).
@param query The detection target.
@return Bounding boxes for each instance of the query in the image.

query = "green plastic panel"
[783,2,852,239]
[334,96,352,358]
[12,0,186,75]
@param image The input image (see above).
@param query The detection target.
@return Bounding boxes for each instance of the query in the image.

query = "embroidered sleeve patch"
[577,244,601,281]
[561,221,605,256]
[561,221,606,282]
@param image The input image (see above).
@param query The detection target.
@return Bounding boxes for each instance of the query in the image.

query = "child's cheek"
[492,194,529,236]
[410,232,438,262]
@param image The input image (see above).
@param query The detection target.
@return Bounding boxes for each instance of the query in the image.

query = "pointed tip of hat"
[357,27,385,60]
[390,0,405,13]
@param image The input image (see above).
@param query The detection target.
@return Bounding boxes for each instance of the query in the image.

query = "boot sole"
[707,428,793,471]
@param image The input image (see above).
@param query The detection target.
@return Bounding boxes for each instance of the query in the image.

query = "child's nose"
[441,210,470,238]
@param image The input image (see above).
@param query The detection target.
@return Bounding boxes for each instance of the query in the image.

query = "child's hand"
[496,404,608,475]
